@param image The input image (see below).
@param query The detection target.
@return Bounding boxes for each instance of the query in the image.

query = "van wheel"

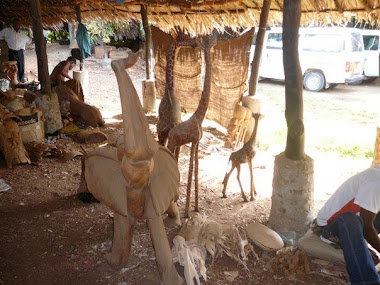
[303,71,325,92]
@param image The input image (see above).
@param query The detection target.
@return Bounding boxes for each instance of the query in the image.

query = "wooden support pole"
[75,5,82,23]
[141,4,154,80]
[29,0,51,95]
[283,0,304,160]
[248,0,271,96]
[141,4,156,113]
[75,5,84,71]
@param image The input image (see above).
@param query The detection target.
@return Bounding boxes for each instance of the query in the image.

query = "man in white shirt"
[0,19,32,83]
[317,164,380,284]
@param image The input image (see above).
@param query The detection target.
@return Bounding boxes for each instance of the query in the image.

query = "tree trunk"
[75,5,84,71]
[29,0,51,95]
[141,5,153,80]
[283,0,304,160]
[268,0,314,235]
[268,152,314,234]
[248,0,271,96]
[372,126,380,167]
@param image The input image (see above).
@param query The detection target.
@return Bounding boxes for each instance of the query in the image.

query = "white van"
[251,27,365,92]
[358,29,380,81]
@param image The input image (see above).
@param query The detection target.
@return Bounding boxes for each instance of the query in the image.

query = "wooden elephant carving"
[80,50,183,285]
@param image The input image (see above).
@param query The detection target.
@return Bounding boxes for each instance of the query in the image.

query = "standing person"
[316,164,380,284]
[0,19,32,83]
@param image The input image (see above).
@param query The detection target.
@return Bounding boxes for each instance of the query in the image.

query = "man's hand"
[361,208,380,254]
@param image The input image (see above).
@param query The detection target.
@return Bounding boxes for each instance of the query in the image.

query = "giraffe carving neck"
[164,40,177,102]
[247,114,261,147]
[193,46,211,122]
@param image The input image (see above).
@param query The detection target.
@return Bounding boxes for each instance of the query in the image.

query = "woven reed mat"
[152,27,254,128]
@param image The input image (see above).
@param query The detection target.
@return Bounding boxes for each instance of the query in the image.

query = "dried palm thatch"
[0,1,379,35]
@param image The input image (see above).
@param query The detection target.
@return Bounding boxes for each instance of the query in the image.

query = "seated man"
[50,56,76,84]
[317,164,380,284]
[50,56,84,102]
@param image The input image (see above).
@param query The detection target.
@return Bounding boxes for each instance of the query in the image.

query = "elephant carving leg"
[164,200,181,227]
[106,213,136,268]
[147,213,184,285]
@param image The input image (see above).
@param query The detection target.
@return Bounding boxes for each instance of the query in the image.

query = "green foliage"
[47,30,69,43]
[85,20,131,45]
[316,143,373,159]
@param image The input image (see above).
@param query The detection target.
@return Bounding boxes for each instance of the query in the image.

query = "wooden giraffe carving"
[157,37,196,146]
[167,36,214,217]
[222,112,263,202]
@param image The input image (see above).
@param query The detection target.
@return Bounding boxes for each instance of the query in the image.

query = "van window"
[363,35,379,51]
[351,33,364,52]
[266,33,282,49]
[301,34,344,52]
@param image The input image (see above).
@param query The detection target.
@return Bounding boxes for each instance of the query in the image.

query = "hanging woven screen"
[152,27,254,128]
[208,29,254,127]
[152,26,202,113]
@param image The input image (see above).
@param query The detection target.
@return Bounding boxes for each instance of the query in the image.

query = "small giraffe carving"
[167,36,214,217]
[157,36,196,146]
[222,112,263,202]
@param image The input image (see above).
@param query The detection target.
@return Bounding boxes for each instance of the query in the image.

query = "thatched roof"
[1,0,380,35]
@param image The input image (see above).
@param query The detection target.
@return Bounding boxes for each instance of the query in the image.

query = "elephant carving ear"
[149,146,180,216]
[84,148,128,216]
[111,51,158,188]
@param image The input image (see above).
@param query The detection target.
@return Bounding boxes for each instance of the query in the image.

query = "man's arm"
[361,207,380,253]
[0,28,8,39]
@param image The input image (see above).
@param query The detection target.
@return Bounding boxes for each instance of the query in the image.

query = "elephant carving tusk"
[111,50,158,188]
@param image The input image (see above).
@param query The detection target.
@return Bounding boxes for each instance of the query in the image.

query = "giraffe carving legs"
[248,160,257,201]
[222,162,235,199]
[185,143,196,218]
[222,161,257,202]
[194,143,199,212]
[236,165,249,202]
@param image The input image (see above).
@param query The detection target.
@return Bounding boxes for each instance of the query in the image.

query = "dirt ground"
[0,42,375,285]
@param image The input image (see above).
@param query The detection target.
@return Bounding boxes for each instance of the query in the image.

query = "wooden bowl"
[246,222,284,251]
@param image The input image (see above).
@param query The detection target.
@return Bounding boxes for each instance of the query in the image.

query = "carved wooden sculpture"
[81,50,183,285]
[222,113,263,201]
[157,39,182,145]
[157,37,196,146]
[167,36,214,217]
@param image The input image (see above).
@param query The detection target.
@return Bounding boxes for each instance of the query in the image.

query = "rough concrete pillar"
[269,152,314,234]
[73,70,89,101]
[34,92,63,134]
[142,79,156,113]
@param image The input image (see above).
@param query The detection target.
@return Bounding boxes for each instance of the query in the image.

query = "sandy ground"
[0,42,378,284]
